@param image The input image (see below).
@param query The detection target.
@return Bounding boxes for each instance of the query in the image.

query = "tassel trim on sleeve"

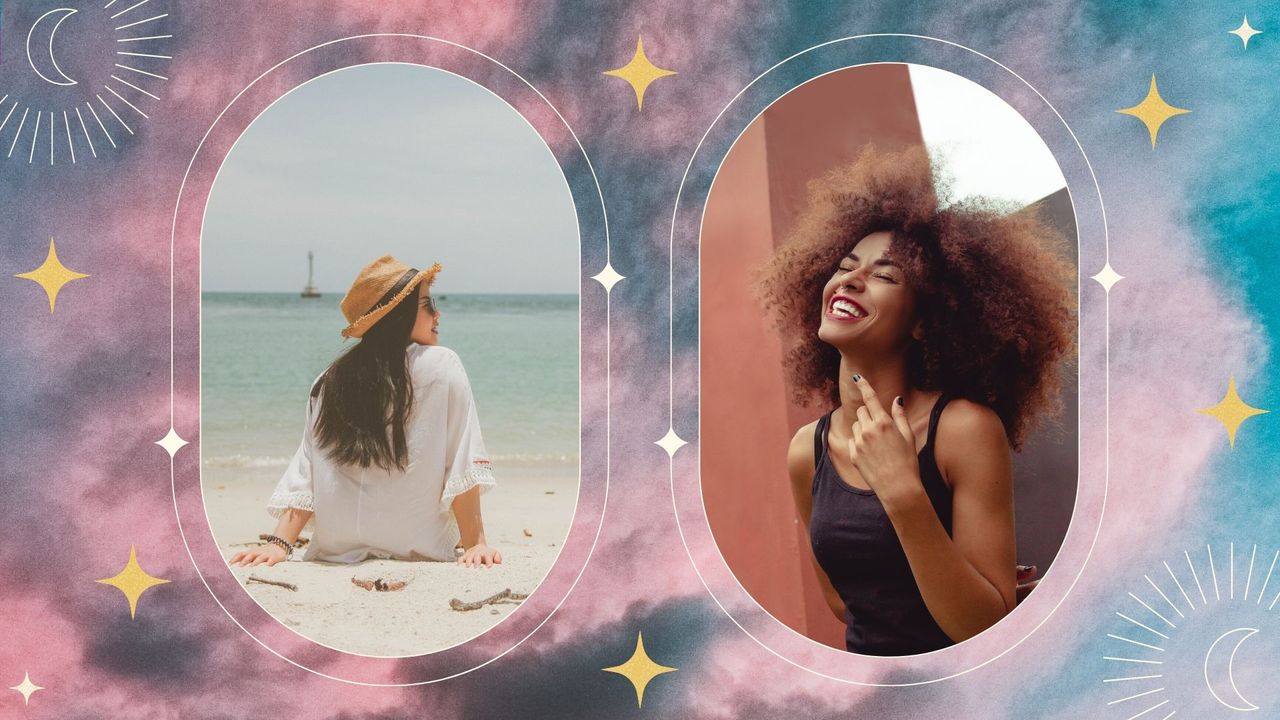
[267,491,316,530]
[440,463,496,507]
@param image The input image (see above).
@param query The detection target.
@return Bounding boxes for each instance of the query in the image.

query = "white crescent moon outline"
[1204,627,1260,712]
[26,8,79,87]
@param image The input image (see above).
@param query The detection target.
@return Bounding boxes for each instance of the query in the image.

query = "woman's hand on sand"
[458,543,502,568]
[847,374,925,510]
[230,544,287,567]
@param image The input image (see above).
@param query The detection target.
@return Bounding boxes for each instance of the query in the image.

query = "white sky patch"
[908,64,1066,207]
[203,63,578,294]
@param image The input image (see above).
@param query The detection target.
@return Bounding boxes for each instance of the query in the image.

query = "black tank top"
[809,393,955,655]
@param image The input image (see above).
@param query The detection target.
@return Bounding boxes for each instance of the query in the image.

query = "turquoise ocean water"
[201,293,579,475]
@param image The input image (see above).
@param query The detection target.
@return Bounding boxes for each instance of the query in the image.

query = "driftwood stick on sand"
[449,588,530,612]
[247,575,297,591]
[352,577,409,592]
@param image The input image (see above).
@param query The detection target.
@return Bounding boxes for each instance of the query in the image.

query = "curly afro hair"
[754,145,1076,449]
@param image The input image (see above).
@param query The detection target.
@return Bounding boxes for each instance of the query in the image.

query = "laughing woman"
[231,256,501,569]
[756,146,1074,655]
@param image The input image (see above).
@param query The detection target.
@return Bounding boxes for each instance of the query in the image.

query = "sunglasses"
[419,295,438,314]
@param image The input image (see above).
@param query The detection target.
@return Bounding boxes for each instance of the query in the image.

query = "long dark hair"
[313,284,419,471]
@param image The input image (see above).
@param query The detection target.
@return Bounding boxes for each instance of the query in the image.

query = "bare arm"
[452,485,502,567]
[230,508,314,567]
[880,400,1016,642]
[787,424,847,623]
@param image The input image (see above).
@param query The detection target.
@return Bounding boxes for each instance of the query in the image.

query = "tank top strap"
[813,410,835,470]
[923,391,955,452]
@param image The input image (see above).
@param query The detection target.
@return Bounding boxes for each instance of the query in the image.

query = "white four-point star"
[155,427,188,457]
[1091,262,1125,292]
[655,428,687,457]
[591,263,625,292]
[1230,16,1262,49]
[9,672,43,705]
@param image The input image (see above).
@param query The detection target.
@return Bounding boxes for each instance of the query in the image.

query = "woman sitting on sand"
[231,256,502,569]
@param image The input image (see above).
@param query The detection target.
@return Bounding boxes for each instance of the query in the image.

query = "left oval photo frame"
[200,62,579,658]
[170,40,608,685]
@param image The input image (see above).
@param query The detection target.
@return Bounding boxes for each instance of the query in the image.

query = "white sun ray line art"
[49,111,55,165]
[1108,686,1166,706]
[1184,549,1208,605]
[1128,592,1177,629]
[1257,550,1278,605]
[1145,575,1187,619]
[1116,612,1171,640]
[1103,674,1164,683]
[104,86,148,119]
[1108,633,1165,652]
[1268,588,1280,611]
[96,94,134,133]
[8,107,30,157]
[104,0,119,7]
[86,102,116,147]
[74,106,97,156]
[1243,544,1257,601]
[1208,544,1222,601]
[114,63,168,81]
[1124,699,1171,720]
[0,100,18,136]
[1230,542,1236,600]
[116,34,173,43]
[110,75,159,100]
[1223,540,1233,597]
[115,13,167,32]
[1163,561,1196,611]
[63,111,75,163]
[28,111,41,164]
[117,50,172,59]
[1104,656,1164,665]
[110,0,153,21]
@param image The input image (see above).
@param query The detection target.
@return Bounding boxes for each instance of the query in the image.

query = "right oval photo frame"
[677,42,1108,687]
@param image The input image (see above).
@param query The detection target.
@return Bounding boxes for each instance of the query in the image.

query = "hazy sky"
[202,63,578,294]
[909,64,1067,206]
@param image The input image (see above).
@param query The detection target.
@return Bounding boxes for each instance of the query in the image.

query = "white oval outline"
[196,61,583,659]
[692,59,1081,656]
[667,34,1111,687]
[167,34,612,687]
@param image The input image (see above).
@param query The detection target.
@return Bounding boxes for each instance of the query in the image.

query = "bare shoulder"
[934,398,1011,487]
[787,419,819,487]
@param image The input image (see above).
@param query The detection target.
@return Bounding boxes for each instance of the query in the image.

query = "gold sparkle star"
[602,631,677,708]
[96,545,171,619]
[1229,16,1262,49]
[1198,376,1268,448]
[1116,74,1191,149]
[9,672,43,705]
[15,238,90,313]
[603,36,677,111]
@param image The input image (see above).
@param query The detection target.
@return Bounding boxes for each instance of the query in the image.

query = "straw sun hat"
[339,256,442,339]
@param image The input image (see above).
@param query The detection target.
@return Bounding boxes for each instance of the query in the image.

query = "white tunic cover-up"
[266,344,496,563]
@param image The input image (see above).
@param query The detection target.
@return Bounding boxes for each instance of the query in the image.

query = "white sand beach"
[203,464,577,656]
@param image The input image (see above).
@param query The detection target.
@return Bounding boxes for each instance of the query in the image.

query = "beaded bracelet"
[263,534,294,559]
